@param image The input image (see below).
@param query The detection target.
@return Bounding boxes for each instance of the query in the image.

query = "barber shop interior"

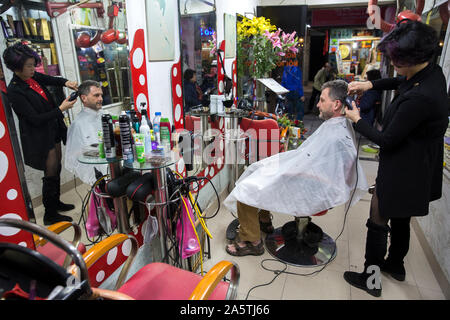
[0,0,449,303]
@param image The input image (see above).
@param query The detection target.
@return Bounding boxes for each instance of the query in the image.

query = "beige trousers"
[237,201,271,242]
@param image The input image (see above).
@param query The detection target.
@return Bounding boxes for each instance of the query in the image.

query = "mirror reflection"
[72,28,132,107]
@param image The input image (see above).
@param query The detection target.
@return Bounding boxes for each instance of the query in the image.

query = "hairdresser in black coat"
[343,21,448,297]
[3,43,78,225]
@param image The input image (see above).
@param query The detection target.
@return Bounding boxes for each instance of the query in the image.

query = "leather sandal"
[226,239,264,257]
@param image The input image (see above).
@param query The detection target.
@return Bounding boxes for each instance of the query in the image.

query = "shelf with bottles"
[1,11,60,76]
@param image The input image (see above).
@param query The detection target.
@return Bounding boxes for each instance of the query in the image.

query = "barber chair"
[0,219,239,300]
[35,221,86,268]
[240,117,282,163]
[264,211,337,267]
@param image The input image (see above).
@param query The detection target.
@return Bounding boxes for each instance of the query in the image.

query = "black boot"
[55,167,75,212]
[381,217,410,281]
[42,176,73,226]
[344,219,390,298]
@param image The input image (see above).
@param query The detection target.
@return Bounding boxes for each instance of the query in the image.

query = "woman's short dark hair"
[377,21,438,67]
[366,69,382,81]
[2,43,41,72]
[184,69,195,81]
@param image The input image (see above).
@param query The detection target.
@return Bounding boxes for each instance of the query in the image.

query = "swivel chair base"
[265,218,337,267]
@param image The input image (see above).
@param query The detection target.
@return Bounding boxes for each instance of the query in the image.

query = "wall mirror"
[179,0,216,114]
[178,0,217,172]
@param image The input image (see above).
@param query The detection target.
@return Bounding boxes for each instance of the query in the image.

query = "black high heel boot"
[344,219,390,298]
[42,176,73,225]
[55,167,75,212]
[381,217,410,281]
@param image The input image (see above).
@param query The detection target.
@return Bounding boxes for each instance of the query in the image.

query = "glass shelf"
[122,150,181,171]
[77,153,122,165]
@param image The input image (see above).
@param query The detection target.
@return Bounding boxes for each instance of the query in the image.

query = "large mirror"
[178,0,217,172]
[72,27,131,107]
[179,2,216,114]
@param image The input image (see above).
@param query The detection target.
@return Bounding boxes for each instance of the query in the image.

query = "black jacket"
[355,63,449,218]
[183,81,201,112]
[7,72,68,170]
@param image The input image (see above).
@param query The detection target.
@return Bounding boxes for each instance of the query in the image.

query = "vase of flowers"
[236,16,300,110]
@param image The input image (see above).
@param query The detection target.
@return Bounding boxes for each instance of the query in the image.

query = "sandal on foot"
[259,220,274,234]
[226,240,264,257]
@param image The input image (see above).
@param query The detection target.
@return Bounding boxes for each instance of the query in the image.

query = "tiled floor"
[31,113,447,300]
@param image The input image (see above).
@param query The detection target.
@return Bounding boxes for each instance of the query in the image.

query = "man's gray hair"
[78,80,101,96]
[321,80,348,102]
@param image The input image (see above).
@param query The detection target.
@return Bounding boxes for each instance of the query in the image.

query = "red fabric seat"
[117,262,229,300]
[37,242,86,266]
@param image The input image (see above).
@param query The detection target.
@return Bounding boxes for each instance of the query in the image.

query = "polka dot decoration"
[87,240,130,288]
[194,114,226,192]
[171,59,184,130]
[0,98,35,249]
[130,29,150,117]
[217,40,226,95]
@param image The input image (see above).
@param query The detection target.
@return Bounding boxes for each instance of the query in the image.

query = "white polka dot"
[139,74,146,86]
[219,139,224,151]
[96,270,105,282]
[136,93,148,111]
[7,189,17,200]
[132,48,144,69]
[233,74,237,82]
[18,242,27,247]
[0,213,22,236]
[0,151,8,184]
[122,239,132,256]
[107,247,117,265]
[173,67,178,77]
[180,119,183,125]
[0,121,5,139]
[233,87,237,97]
[217,157,223,169]
[175,104,181,121]
[219,118,224,130]
[176,84,182,98]
[204,167,209,177]
[209,167,215,177]
[219,80,224,93]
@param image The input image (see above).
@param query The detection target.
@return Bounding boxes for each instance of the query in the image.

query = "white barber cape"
[223,116,368,217]
[64,107,107,185]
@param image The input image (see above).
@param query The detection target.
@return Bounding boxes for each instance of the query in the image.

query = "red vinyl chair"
[240,117,282,163]
[76,233,240,300]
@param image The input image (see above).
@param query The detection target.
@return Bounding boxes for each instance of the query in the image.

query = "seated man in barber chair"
[224,80,368,256]
[64,80,107,184]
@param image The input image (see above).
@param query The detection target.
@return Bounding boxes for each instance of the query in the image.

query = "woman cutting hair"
[343,21,448,297]
[3,43,78,225]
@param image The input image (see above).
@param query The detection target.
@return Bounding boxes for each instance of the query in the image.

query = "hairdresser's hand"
[301,96,305,102]
[59,95,77,112]
[344,101,361,123]
[65,80,78,91]
[348,81,372,96]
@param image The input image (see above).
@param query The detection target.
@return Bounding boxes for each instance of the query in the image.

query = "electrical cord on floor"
[244,134,362,300]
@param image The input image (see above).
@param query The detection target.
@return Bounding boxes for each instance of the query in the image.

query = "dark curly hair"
[2,43,41,72]
[377,21,438,67]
